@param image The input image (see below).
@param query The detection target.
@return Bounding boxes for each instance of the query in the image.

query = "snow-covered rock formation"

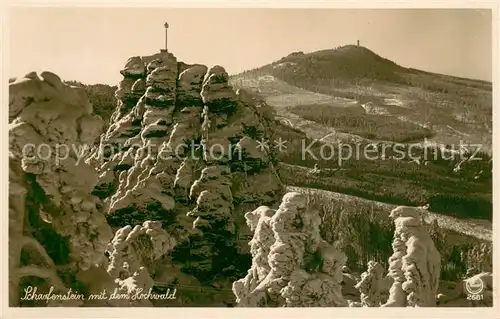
[9,50,492,308]
[88,50,284,299]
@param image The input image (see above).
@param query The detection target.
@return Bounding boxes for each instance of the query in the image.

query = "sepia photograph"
[4,4,496,315]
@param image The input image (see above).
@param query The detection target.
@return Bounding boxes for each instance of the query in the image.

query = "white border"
[1,1,498,318]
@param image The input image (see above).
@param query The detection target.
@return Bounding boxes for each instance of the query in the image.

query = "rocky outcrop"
[232,206,275,305]
[382,206,441,307]
[233,192,347,307]
[8,65,493,308]
[9,72,112,306]
[88,50,284,300]
[437,271,493,306]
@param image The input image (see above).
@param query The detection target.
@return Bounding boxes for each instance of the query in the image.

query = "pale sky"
[9,8,492,85]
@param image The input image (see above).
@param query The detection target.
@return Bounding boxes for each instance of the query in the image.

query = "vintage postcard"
[2,2,498,318]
